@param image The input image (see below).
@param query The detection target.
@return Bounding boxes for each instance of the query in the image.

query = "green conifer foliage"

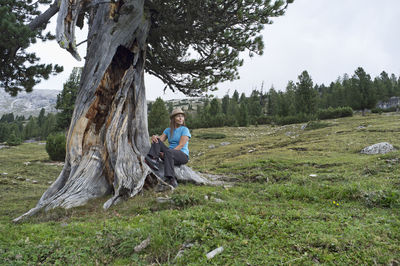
[148,97,169,136]
[55,67,81,131]
[0,0,63,95]
[351,67,376,115]
[295,70,317,115]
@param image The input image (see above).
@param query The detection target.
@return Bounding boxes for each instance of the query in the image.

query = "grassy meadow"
[0,113,399,265]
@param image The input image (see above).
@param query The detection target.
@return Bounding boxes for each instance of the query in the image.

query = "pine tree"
[55,67,81,130]
[147,97,169,136]
[37,108,46,128]
[285,81,297,115]
[0,0,63,95]
[208,98,224,127]
[267,87,279,115]
[11,0,294,218]
[0,123,9,142]
[23,117,39,140]
[209,98,221,116]
[232,90,240,103]
[295,70,317,114]
[167,102,174,114]
[238,102,249,127]
[351,67,376,115]
[239,92,247,104]
[221,94,230,114]
[248,90,262,123]
[41,113,57,140]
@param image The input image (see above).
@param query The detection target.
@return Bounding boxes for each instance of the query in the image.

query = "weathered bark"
[14,0,213,223]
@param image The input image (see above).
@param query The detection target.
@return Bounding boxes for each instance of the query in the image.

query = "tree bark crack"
[13,0,220,223]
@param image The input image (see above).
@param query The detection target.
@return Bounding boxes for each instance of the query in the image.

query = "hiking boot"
[145,155,159,171]
[166,176,178,188]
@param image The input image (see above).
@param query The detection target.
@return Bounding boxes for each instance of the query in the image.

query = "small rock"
[360,142,396,155]
[309,174,318,177]
[48,181,53,184]
[156,197,172,203]
[134,237,151,253]
[204,195,209,200]
[16,176,24,180]
[208,144,215,149]
[220,142,230,146]
[248,149,254,153]
[32,180,38,184]
[2,173,8,175]
[206,246,224,259]
[38,142,46,145]
[357,126,366,129]
[301,124,307,130]
[214,198,224,203]
[175,243,194,260]
[25,179,31,182]
[23,162,31,166]
[255,175,264,181]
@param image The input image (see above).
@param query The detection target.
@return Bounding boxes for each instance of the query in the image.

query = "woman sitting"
[145,107,191,188]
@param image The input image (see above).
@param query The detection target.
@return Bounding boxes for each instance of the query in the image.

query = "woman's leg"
[147,139,169,159]
[146,140,171,171]
[163,149,188,178]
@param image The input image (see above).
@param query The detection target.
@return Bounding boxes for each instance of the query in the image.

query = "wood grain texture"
[14,0,216,222]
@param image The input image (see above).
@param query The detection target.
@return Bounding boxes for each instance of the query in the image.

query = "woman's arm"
[151,133,167,143]
[173,136,189,150]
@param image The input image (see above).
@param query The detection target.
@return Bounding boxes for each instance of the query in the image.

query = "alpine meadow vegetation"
[1,113,399,264]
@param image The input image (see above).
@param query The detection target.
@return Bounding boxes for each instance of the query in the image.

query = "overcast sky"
[31,0,400,100]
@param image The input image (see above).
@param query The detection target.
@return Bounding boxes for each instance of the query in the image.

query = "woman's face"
[174,114,185,126]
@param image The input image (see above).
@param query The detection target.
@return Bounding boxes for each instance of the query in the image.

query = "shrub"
[46,132,66,161]
[304,121,330,130]
[256,115,274,125]
[170,193,201,208]
[317,107,353,120]
[196,133,226,139]
[6,133,22,146]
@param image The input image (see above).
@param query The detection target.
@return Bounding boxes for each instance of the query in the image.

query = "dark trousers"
[148,140,188,178]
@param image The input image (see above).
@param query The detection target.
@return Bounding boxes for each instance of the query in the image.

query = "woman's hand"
[151,135,159,143]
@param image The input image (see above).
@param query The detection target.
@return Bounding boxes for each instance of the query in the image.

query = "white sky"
[31,0,400,100]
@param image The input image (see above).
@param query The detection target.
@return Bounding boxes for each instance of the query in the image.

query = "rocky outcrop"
[360,142,396,155]
[0,89,59,117]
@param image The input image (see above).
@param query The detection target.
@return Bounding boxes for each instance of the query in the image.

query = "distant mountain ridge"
[0,89,207,118]
[0,89,60,117]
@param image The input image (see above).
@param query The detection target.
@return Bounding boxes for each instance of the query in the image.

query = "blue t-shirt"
[163,126,191,156]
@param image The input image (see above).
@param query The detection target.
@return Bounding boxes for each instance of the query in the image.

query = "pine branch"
[28,0,61,31]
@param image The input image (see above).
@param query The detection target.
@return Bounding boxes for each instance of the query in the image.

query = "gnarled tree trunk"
[14,0,211,222]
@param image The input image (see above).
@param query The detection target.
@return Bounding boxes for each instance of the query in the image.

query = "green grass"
[1,113,400,264]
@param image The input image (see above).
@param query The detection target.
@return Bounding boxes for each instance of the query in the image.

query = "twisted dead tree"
[13,0,292,222]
